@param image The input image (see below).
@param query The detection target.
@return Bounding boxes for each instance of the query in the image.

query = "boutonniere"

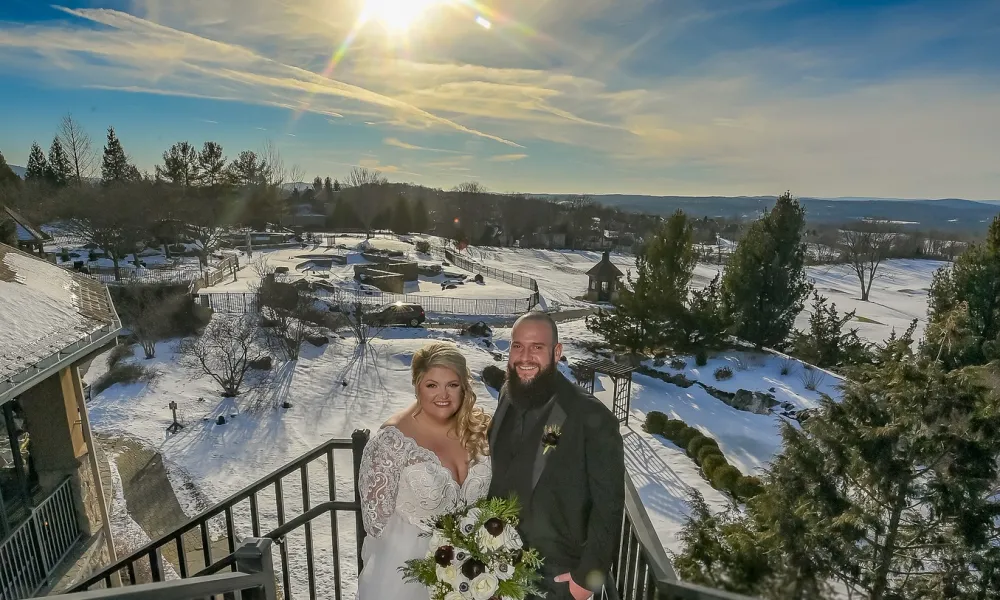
[542,425,562,455]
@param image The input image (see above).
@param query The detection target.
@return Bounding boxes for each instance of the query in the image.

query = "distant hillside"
[10,164,25,178]
[532,194,1000,232]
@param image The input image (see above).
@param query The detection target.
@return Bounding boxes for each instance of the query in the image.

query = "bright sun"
[361,0,441,31]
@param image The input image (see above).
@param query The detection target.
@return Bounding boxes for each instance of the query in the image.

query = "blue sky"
[0,0,998,198]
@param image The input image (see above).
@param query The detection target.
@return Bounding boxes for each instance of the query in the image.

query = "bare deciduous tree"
[344,168,390,239]
[840,219,897,301]
[345,166,388,188]
[66,183,150,280]
[58,113,97,186]
[180,315,268,397]
[453,181,487,194]
[118,286,185,359]
[250,267,322,361]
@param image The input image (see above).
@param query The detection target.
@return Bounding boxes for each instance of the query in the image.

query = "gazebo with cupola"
[585,250,623,302]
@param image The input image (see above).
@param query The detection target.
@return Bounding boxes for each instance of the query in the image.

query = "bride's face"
[416,366,464,422]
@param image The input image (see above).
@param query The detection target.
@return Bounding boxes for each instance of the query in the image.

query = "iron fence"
[444,249,539,292]
[0,477,82,600]
[199,292,260,314]
[72,434,368,600]
[200,289,534,316]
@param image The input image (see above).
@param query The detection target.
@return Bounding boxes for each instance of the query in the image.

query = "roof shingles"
[0,243,117,381]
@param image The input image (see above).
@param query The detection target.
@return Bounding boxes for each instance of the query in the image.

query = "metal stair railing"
[605,474,757,600]
[71,430,370,600]
[49,538,278,600]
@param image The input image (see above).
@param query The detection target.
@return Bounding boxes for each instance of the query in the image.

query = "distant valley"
[533,194,1000,232]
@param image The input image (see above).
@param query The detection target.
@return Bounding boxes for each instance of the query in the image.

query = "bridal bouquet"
[400,497,544,600]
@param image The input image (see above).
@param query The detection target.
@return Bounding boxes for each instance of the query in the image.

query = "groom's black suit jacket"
[488,372,625,598]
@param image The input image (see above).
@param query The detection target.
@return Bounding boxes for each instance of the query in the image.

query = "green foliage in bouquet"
[401,496,544,600]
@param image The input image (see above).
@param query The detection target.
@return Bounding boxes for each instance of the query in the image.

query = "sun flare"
[361,0,442,31]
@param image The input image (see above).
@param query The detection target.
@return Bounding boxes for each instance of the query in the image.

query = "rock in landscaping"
[492,352,504,361]
[250,356,273,370]
[216,415,226,425]
[481,365,507,391]
[473,273,484,284]
[306,334,329,347]
[730,390,779,415]
[652,358,665,367]
[464,321,492,337]
[281,401,293,409]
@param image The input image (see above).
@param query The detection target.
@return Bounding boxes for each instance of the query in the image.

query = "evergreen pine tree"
[642,210,697,346]
[312,177,323,195]
[25,142,48,182]
[330,196,359,228]
[101,127,133,185]
[156,141,200,187]
[923,216,1000,369]
[333,179,341,192]
[722,192,811,349]
[791,292,871,369]
[197,141,228,187]
[391,195,413,234]
[678,273,731,350]
[412,197,429,232]
[587,210,697,352]
[46,137,73,187]
[675,325,1000,600]
[0,150,21,188]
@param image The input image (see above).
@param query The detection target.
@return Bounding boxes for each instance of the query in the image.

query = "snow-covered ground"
[461,244,941,344]
[77,236,948,597]
[85,314,846,596]
[198,237,532,304]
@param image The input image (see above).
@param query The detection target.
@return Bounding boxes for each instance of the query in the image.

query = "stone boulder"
[481,365,507,391]
[306,334,329,347]
[730,389,778,415]
[249,356,273,370]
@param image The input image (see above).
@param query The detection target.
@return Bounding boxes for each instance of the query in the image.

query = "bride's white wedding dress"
[356,426,492,600]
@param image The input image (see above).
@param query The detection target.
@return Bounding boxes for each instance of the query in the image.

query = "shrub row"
[643,411,764,502]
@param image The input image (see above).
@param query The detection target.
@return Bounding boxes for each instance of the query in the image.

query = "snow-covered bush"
[714,366,733,380]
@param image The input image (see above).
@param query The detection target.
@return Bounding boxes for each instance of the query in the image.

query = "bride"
[356,341,492,600]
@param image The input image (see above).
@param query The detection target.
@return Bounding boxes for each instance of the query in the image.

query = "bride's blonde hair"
[411,342,490,459]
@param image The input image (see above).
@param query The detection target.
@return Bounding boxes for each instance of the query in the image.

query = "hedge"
[643,411,764,502]
[710,465,743,492]
[687,435,719,460]
[697,445,725,467]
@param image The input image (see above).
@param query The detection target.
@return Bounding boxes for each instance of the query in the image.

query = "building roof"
[3,206,49,244]
[586,252,624,280]
[0,244,121,396]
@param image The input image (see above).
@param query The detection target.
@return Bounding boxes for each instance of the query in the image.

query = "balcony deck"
[44,430,754,600]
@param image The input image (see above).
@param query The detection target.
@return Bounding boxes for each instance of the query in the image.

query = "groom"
[488,311,625,600]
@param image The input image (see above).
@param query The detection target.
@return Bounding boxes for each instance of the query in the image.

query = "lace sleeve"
[358,428,406,538]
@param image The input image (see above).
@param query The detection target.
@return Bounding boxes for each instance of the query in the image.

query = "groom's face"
[508,320,563,385]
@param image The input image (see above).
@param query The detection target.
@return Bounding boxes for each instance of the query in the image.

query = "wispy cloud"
[383,137,461,153]
[0,0,998,196]
[200,118,218,124]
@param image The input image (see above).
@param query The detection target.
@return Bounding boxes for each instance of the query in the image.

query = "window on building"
[601,281,609,292]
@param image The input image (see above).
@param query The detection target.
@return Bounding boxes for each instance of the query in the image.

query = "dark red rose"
[434,545,454,567]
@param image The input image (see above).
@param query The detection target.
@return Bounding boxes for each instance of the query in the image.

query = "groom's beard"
[507,358,559,409]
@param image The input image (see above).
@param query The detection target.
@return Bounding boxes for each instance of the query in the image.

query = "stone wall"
[354,267,405,293]
[360,252,418,281]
